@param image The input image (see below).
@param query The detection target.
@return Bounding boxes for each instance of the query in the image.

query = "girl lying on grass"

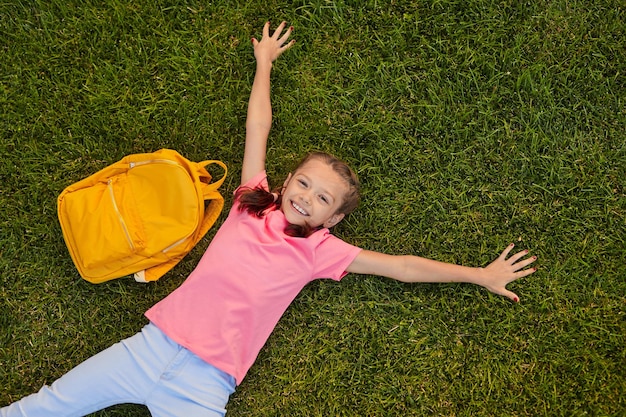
[1,21,537,417]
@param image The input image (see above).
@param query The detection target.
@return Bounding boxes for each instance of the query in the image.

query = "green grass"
[1,0,624,416]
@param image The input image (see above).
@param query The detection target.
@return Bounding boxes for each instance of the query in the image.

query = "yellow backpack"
[57,149,227,284]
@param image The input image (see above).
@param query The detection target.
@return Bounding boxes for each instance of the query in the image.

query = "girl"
[1,22,536,417]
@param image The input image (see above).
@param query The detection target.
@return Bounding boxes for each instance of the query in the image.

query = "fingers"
[507,248,538,277]
[488,282,520,302]
[514,255,537,271]
[280,38,296,54]
[262,21,270,38]
[514,264,537,279]
[272,21,287,39]
[500,244,538,268]
[501,288,520,303]
[273,22,295,52]
[488,244,538,303]
[277,24,293,45]
[254,21,295,53]
[509,247,532,263]
[260,21,292,42]
[498,243,515,260]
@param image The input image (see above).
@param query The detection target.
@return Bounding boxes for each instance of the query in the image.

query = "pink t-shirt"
[145,170,362,385]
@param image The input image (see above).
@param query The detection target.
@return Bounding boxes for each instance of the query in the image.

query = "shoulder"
[235,170,269,195]
[307,230,362,281]
[310,229,362,262]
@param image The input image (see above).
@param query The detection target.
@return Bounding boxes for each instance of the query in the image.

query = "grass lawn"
[1,0,624,416]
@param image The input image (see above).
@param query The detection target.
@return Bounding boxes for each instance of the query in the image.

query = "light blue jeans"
[1,323,236,417]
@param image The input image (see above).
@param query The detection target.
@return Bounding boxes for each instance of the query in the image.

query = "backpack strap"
[197,159,227,240]
[198,160,228,199]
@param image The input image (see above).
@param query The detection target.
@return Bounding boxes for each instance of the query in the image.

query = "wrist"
[471,267,487,286]
[256,60,273,71]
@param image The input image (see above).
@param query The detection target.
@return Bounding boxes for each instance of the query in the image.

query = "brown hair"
[235,152,360,237]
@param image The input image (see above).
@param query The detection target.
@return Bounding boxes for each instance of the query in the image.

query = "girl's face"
[280,158,348,229]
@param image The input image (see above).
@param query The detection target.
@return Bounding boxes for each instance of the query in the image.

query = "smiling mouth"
[291,201,309,216]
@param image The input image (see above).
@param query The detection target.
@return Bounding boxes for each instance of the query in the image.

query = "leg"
[1,323,178,417]
[146,347,236,417]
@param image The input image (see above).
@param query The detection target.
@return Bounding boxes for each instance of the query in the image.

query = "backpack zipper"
[162,236,188,253]
[129,159,179,168]
[107,179,135,251]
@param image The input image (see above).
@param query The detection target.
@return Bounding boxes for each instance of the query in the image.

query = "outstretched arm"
[241,21,295,185]
[347,244,537,302]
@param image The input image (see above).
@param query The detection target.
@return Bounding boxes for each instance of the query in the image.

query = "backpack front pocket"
[62,174,146,273]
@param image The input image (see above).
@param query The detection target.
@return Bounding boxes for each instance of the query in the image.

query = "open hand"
[252,21,295,65]
[480,244,537,302]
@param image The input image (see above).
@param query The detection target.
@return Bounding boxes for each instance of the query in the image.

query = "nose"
[301,190,313,205]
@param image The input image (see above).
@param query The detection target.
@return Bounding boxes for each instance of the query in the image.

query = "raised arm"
[347,244,537,302]
[241,21,295,185]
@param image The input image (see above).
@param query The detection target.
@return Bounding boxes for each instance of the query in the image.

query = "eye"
[298,179,308,187]
[319,195,330,204]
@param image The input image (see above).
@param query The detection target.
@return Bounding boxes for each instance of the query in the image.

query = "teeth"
[292,202,308,216]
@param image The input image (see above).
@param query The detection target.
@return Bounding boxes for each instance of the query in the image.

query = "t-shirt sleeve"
[232,170,270,211]
[313,232,362,281]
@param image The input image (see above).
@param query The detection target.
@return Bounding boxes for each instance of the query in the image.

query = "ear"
[282,172,292,188]
[323,213,345,228]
